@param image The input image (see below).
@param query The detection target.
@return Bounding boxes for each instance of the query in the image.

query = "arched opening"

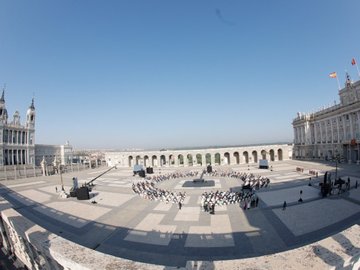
[252,151,258,163]
[224,152,230,165]
[152,155,158,167]
[196,154,202,166]
[261,150,267,160]
[269,150,275,161]
[187,154,193,166]
[243,151,249,164]
[169,155,175,165]
[136,155,141,165]
[178,154,184,166]
[144,155,149,167]
[233,152,240,164]
[160,155,166,166]
[128,156,133,167]
[278,149,283,161]
[215,153,221,165]
[206,153,211,165]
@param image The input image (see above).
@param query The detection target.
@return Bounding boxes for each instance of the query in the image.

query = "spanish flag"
[329,72,337,78]
[352,58,356,65]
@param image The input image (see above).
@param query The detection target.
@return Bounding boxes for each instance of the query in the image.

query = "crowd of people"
[205,169,270,189]
[132,168,270,211]
[200,189,259,213]
[132,180,186,205]
[145,170,200,183]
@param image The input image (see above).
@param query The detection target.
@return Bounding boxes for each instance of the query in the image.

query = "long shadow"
[0,170,359,268]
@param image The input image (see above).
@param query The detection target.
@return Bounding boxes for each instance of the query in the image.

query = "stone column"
[211,154,215,166]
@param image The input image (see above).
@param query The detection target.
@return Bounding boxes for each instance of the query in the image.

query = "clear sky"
[0,0,359,150]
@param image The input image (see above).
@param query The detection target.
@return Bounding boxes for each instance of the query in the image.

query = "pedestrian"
[55,186,58,193]
[282,201,287,210]
[347,177,350,190]
[299,190,303,202]
[178,201,182,210]
[255,197,259,207]
[308,177,312,186]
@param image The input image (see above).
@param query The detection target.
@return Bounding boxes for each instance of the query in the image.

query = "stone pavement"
[0,160,359,268]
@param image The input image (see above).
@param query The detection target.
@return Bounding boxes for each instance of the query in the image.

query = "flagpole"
[336,76,341,90]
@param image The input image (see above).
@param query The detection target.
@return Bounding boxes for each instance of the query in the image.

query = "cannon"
[70,166,117,200]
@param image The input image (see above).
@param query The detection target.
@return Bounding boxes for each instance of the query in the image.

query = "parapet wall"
[0,207,359,270]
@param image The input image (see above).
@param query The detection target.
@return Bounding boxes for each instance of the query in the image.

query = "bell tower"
[0,87,8,124]
[26,98,36,129]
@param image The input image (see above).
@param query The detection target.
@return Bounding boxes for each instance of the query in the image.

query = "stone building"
[105,143,292,168]
[34,141,74,166]
[0,90,36,166]
[293,74,360,163]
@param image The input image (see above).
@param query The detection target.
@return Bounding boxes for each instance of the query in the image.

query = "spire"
[0,84,5,103]
[29,97,35,110]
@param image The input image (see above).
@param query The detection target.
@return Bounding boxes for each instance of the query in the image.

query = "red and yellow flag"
[329,72,337,78]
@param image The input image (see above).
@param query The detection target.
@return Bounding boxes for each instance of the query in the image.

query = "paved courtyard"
[0,160,359,267]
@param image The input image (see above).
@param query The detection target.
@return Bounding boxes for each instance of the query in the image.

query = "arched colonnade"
[122,147,286,168]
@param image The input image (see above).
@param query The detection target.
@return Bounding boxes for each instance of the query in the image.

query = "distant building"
[0,90,36,166]
[293,73,360,163]
[105,143,292,168]
[34,141,74,166]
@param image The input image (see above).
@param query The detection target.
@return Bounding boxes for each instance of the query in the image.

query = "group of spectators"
[145,170,200,183]
[205,169,270,190]
[132,168,269,210]
[200,189,259,213]
[132,181,186,205]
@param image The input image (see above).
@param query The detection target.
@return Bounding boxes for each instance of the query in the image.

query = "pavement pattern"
[0,160,359,268]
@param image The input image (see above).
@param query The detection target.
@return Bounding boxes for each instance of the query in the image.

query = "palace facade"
[0,91,36,166]
[105,143,292,168]
[293,74,360,163]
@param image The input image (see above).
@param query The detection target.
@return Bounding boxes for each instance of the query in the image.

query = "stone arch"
[233,152,240,164]
[215,153,221,165]
[187,154,193,166]
[243,151,249,164]
[224,152,230,165]
[152,155,158,167]
[128,156,133,167]
[269,150,275,161]
[144,155,149,167]
[178,154,184,166]
[136,155,141,165]
[206,153,211,165]
[196,154,202,166]
[160,155,166,166]
[278,149,283,161]
[252,151,258,163]
[169,154,175,165]
[261,150,267,160]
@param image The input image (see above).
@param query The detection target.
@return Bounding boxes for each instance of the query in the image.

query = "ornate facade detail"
[293,77,360,163]
[0,90,36,165]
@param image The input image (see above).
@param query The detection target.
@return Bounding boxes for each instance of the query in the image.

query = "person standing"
[282,201,287,210]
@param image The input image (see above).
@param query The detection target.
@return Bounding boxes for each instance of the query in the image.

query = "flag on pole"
[329,72,340,90]
[329,72,337,78]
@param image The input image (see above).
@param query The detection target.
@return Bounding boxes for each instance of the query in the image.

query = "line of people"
[200,189,259,213]
[205,169,270,189]
[132,181,186,205]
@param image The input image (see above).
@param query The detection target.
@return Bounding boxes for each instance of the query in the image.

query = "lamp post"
[54,157,64,191]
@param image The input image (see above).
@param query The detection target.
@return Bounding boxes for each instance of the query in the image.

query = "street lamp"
[53,157,64,191]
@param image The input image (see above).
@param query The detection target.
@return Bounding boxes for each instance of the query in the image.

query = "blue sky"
[0,1,359,150]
